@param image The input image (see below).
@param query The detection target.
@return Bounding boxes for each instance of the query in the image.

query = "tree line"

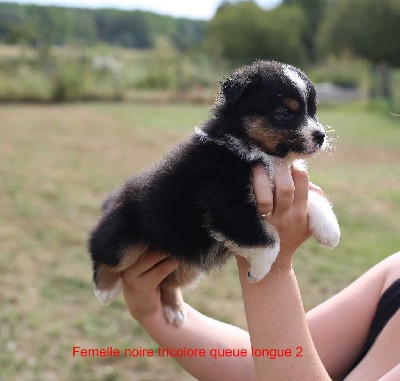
[1,0,399,67]
[0,0,399,107]
[207,0,400,68]
[0,2,205,50]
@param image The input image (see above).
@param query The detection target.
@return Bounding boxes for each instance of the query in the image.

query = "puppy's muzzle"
[312,130,325,146]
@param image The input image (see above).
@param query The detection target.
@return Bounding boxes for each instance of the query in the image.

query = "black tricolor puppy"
[88,60,340,326]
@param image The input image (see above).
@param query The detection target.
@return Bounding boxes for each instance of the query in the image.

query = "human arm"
[252,165,400,381]
[252,164,399,380]
[122,163,322,380]
[238,163,331,380]
[307,251,400,380]
[122,252,256,381]
[379,363,400,381]
[122,161,400,380]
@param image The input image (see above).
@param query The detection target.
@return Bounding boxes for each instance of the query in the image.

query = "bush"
[206,1,307,67]
[0,63,52,102]
[309,55,368,88]
[0,45,126,102]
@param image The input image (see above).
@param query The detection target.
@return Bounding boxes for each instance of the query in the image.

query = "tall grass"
[0,43,225,103]
[1,44,399,113]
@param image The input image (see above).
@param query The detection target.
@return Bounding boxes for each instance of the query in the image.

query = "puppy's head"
[213,61,326,159]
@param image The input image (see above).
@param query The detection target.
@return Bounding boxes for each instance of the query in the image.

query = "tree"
[318,0,400,106]
[206,1,306,67]
[318,0,400,66]
[0,3,206,50]
[282,0,328,63]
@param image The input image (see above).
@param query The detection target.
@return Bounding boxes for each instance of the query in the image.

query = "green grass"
[0,102,399,380]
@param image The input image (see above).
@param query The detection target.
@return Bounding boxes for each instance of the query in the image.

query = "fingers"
[122,252,178,291]
[273,163,294,216]
[291,167,309,212]
[125,252,168,278]
[251,164,273,216]
[252,163,316,219]
[142,258,178,289]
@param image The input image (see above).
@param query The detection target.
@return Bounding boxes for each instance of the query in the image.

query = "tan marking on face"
[284,98,300,112]
[244,116,285,153]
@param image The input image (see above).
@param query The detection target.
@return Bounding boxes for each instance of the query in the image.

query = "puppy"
[88,60,340,327]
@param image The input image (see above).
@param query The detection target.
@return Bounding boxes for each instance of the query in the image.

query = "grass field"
[0,102,399,381]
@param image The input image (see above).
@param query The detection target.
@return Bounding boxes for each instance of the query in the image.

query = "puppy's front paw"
[94,278,122,305]
[308,191,340,249]
[245,242,280,283]
[314,221,340,248]
[163,305,185,327]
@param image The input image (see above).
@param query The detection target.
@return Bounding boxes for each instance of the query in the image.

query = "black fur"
[89,60,321,280]
[89,136,271,270]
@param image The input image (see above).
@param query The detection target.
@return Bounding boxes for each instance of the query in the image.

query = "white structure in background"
[315,83,361,102]
[92,55,123,74]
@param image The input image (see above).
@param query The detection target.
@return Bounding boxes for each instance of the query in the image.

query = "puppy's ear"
[212,66,260,118]
[220,75,253,106]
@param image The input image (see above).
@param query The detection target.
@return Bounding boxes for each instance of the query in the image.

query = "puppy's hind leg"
[92,244,148,305]
[93,262,123,305]
[161,285,185,327]
[160,263,202,327]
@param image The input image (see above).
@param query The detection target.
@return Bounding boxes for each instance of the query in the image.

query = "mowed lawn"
[0,102,399,381]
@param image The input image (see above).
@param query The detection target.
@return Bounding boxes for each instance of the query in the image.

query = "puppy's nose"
[312,130,325,146]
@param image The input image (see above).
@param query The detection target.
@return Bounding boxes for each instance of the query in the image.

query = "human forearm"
[379,363,400,381]
[122,164,327,380]
[138,302,256,381]
[238,259,330,380]
[238,164,330,380]
[122,252,257,380]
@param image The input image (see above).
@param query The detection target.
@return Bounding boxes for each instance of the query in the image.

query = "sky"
[3,0,282,20]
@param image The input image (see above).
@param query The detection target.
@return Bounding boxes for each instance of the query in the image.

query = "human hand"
[251,162,314,269]
[121,253,178,323]
[237,165,331,381]
[122,163,316,322]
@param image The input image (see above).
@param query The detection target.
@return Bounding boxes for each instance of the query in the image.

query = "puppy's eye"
[274,107,293,120]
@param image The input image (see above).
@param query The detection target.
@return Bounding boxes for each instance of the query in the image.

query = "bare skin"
[121,164,400,380]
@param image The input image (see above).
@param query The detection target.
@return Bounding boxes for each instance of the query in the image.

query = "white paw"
[245,242,280,283]
[94,278,122,305]
[210,227,280,283]
[247,268,271,283]
[315,222,340,248]
[163,305,185,327]
[308,191,340,249]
